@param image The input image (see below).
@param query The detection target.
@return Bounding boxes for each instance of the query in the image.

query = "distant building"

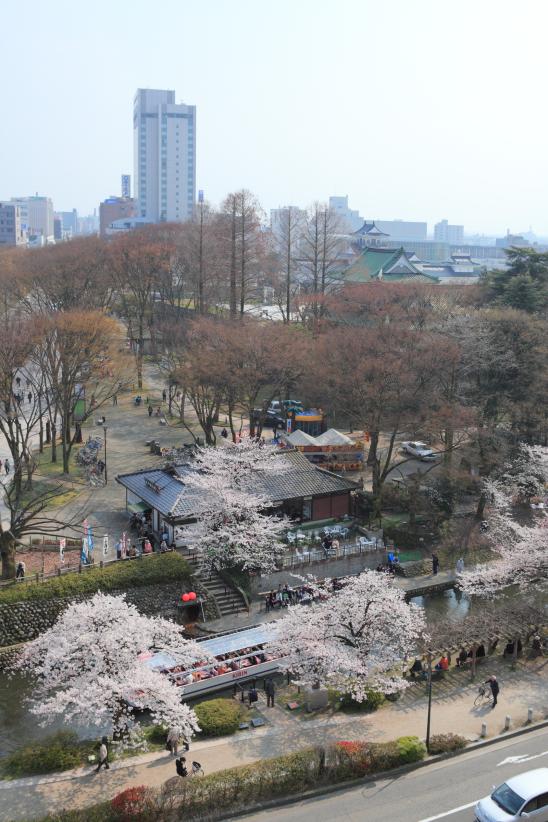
[59,209,79,237]
[121,174,131,199]
[99,196,135,237]
[495,230,530,249]
[11,195,54,242]
[133,88,196,223]
[105,216,154,235]
[329,196,364,232]
[0,202,25,246]
[386,239,450,262]
[434,219,464,245]
[270,206,307,240]
[53,216,63,241]
[78,212,99,235]
[375,219,427,241]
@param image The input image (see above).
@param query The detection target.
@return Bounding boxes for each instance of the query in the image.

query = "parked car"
[475,768,548,821]
[401,441,437,461]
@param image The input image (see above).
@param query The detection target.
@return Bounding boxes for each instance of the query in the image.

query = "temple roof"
[341,247,439,283]
[353,220,389,237]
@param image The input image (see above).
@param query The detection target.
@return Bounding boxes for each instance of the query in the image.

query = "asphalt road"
[239,727,548,822]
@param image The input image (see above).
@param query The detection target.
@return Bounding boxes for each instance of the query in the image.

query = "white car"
[401,441,437,461]
[475,768,548,821]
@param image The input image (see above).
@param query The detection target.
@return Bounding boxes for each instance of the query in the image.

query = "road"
[239,727,548,822]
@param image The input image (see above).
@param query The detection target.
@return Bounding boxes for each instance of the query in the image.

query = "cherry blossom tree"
[12,593,214,741]
[458,445,548,596]
[184,440,291,573]
[267,570,426,698]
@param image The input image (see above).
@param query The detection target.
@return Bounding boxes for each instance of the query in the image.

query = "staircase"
[184,553,248,618]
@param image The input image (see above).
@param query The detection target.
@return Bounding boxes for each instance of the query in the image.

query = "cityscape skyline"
[2,0,548,235]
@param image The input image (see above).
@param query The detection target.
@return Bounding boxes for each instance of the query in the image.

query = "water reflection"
[410,589,471,624]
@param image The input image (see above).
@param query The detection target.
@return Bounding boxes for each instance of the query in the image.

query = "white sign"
[102,535,109,557]
[59,538,66,564]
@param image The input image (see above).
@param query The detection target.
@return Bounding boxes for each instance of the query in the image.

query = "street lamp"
[103,425,108,484]
[425,649,433,752]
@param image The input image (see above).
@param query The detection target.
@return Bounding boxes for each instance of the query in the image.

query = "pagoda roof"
[353,220,389,237]
[342,247,439,283]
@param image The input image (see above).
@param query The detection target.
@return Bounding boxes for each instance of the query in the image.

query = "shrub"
[396,736,427,763]
[143,724,167,746]
[0,553,191,605]
[111,786,153,821]
[339,689,385,712]
[0,731,94,777]
[194,698,242,737]
[428,733,467,754]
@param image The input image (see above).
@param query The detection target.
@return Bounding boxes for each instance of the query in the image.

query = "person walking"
[167,727,180,756]
[264,677,275,708]
[456,557,465,574]
[485,675,499,708]
[148,404,153,418]
[162,389,167,402]
[15,561,25,579]
[112,394,118,406]
[95,736,109,772]
[432,553,440,575]
[4,459,10,475]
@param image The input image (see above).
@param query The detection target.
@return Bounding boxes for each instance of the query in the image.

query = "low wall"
[0,580,217,648]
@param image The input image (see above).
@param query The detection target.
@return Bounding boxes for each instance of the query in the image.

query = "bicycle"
[474,684,493,707]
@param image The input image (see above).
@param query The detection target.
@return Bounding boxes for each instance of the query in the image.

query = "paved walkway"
[0,657,546,821]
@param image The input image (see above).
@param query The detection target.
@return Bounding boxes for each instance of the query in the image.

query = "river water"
[0,588,545,758]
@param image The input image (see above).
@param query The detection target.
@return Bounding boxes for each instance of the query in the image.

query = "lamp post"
[425,649,433,752]
[103,425,108,484]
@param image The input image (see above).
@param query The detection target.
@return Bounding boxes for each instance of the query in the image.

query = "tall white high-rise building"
[133,88,196,223]
[11,195,54,241]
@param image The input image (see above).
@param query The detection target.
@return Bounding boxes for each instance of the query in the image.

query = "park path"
[0,656,546,821]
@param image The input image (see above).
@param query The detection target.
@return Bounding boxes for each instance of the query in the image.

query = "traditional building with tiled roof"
[116,451,359,542]
[352,220,390,249]
[340,246,439,284]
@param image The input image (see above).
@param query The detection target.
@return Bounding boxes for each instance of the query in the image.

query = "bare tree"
[271,206,305,322]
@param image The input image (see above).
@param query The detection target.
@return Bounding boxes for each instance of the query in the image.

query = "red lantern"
[182,593,190,602]
[189,591,197,601]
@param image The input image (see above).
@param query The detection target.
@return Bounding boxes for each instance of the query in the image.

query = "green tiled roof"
[342,247,439,283]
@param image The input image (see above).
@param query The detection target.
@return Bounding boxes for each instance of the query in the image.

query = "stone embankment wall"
[0,580,217,648]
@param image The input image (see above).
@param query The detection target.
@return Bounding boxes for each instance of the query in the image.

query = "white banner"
[102,535,109,557]
[59,538,66,564]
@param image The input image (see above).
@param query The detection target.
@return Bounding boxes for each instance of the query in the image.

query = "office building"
[0,202,25,246]
[133,88,196,223]
[99,196,135,237]
[434,219,464,245]
[11,195,54,241]
[59,209,79,237]
[375,219,427,241]
[328,196,364,233]
[53,216,63,241]
[121,174,131,199]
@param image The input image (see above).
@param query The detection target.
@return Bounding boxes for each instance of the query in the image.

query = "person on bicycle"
[485,675,499,708]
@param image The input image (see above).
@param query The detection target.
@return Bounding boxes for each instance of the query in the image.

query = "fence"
[278,539,381,569]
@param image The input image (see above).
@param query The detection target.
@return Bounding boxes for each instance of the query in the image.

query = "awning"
[127,501,150,514]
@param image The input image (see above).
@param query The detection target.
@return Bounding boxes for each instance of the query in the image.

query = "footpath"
[0,656,546,822]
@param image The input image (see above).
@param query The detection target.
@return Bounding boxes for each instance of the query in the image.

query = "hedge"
[32,735,443,822]
[428,733,467,754]
[0,554,191,605]
[194,698,242,737]
[0,731,96,778]
[339,689,385,712]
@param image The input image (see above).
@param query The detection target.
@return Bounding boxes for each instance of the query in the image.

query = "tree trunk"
[229,200,237,318]
[136,318,144,390]
[0,532,17,579]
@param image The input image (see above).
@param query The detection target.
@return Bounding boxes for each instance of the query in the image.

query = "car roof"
[505,768,548,799]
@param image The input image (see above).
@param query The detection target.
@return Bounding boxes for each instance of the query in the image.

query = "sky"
[2,0,548,235]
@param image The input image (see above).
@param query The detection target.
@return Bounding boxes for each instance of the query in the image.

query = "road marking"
[418,801,478,822]
[498,750,548,766]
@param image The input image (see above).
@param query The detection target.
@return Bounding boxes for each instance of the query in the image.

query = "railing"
[278,539,381,569]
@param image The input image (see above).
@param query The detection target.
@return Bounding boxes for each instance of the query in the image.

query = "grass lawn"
[34,446,82,479]
[19,479,82,511]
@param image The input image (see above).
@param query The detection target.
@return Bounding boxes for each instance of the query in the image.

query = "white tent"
[286,430,317,446]
[314,428,354,446]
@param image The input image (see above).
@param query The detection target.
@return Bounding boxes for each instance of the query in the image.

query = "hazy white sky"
[2,0,548,235]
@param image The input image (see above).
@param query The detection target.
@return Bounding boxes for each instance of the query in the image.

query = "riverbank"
[0,654,546,821]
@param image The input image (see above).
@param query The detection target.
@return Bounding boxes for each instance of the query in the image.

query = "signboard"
[59,538,66,564]
[102,535,109,557]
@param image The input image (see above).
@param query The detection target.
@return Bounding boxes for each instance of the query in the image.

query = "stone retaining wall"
[0,580,217,648]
